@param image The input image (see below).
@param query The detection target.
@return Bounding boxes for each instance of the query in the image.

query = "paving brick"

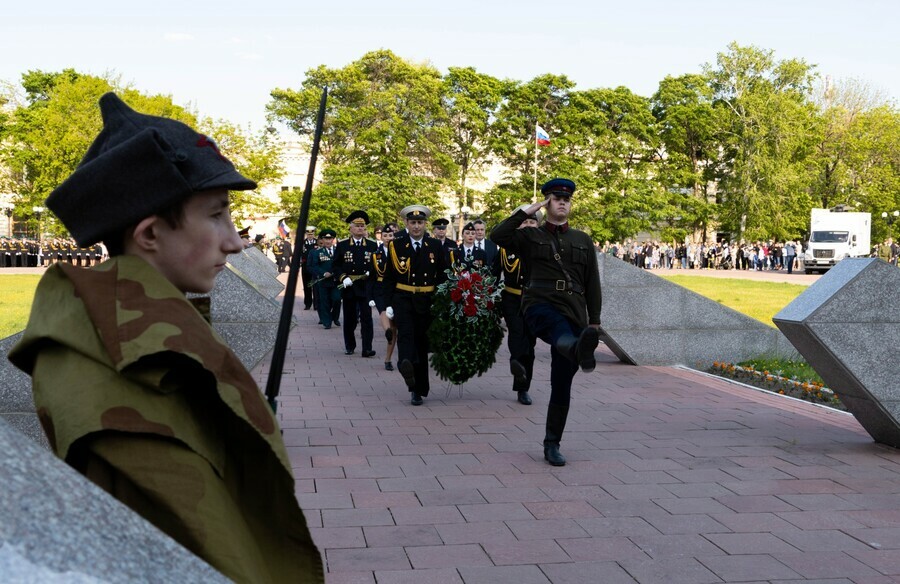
[435,520,518,545]
[482,539,570,565]
[539,560,637,584]
[506,518,591,540]
[363,524,443,548]
[618,557,721,584]
[774,551,883,579]
[556,535,647,562]
[407,543,493,569]
[698,553,803,581]
[390,505,465,526]
[372,568,463,584]
[310,527,366,549]
[326,546,411,572]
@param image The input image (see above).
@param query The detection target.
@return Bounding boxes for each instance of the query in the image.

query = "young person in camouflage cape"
[8,93,323,583]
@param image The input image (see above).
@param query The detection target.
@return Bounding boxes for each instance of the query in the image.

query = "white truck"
[803,207,871,274]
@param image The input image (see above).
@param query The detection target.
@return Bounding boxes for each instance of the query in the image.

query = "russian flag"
[278,219,290,238]
[536,125,551,147]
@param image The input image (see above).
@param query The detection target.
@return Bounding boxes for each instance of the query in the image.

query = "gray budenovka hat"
[46,92,257,246]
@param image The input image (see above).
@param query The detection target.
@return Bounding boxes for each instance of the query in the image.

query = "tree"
[268,50,454,228]
[706,43,818,241]
[442,67,505,211]
[0,69,282,236]
[651,74,721,241]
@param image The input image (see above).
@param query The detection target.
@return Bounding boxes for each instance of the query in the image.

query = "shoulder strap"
[545,236,575,291]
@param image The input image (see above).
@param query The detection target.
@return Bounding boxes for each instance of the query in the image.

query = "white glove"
[368,300,376,308]
[342,277,353,288]
[386,307,394,320]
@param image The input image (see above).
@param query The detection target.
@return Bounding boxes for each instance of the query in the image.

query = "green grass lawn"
[658,275,807,328]
[1,275,41,338]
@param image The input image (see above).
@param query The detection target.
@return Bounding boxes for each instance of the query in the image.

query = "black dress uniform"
[496,245,538,404]
[383,208,448,403]
[307,230,341,329]
[300,231,318,309]
[333,211,377,357]
[490,178,602,466]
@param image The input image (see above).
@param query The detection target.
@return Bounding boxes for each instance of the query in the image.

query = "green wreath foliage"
[428,264,505,385]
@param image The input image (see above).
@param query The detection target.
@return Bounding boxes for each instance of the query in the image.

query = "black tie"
[414,241,421,254]
[466,249,472,260]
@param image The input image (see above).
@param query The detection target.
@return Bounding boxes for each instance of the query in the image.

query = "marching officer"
[333,210,378,357]
[272,237,286,272]
[431,217,458,252]
[307,228,342,329]
[383,206,448,405]
[494,204,541,406]
[300,226,318,310]
[369,224,399,370]
[490,179,602,466]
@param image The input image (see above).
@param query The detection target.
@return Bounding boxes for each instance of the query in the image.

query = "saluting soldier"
[307,228,341,329]
[383,206,448,405]
[447,222,487,270]
[490,178,602,466]
[494,204,541,406]
[332,210,378,357]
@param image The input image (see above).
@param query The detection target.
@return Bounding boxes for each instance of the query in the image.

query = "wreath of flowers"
[428,264,505,385]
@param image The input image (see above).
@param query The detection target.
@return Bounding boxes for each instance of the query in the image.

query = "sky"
[2,0,897,131]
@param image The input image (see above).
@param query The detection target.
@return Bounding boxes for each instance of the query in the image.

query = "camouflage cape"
[9,256,324,583]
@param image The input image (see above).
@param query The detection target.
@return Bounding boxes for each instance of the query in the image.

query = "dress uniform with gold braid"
[493,206,541,406]
[383,206,448,404]
[332,210,378,357]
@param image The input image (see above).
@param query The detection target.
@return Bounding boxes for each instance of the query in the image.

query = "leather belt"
[395,283,435,293]
[526,279,584,294]
[503,286,522,296]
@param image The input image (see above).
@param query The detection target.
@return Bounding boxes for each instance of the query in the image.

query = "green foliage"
[268,50,455,225]
[0,69,283,237]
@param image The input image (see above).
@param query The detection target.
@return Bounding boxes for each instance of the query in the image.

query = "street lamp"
[882,210,899,226]
[1,203,13,237]
[32,206,45,243]
[451,205,471,242]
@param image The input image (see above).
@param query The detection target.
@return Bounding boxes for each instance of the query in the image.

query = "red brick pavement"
[253,293,900,584]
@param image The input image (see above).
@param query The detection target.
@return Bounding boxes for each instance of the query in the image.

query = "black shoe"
[385,329,393,343]
[398,359,416,389]
[361,350,376,358]
[517,391,532,405]
[410,393,424,406]
[576,327,600,373]
[510,359,528,385]
[344,349,355,355]
[384,362,394,371]
[334,320,341,326]
[304,306,312,311]
[323,325,331,330]
[544,443,566,466]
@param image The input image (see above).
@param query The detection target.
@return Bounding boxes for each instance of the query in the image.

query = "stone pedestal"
[774,258,900,447]
[598,254,796,367]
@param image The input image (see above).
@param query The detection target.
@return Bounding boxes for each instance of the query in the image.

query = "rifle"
[265,87,328,413]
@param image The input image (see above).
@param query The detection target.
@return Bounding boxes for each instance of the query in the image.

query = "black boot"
[555,328,599,373]
[543,403,569,466]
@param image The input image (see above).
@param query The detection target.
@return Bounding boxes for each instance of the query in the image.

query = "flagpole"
[533,121,538,198]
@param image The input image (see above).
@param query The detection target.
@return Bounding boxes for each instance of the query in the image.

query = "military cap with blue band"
[540,178,576,197]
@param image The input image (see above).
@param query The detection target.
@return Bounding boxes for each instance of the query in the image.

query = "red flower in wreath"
[457,277,472,291]
[463,302,477,317]
[450,288,463,302]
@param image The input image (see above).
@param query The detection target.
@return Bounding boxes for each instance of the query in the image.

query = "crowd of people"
[600,237,898,272]
[0,237,106,268]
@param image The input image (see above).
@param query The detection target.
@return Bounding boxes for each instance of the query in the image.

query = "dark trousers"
[302,267,316,309]
[523,302,581,407]
[501,292,536,391]
[316,284,341,327]
[342,291,374,353]
[394,292,433,396]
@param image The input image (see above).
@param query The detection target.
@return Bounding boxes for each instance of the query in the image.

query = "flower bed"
[428,265,504,385]
[708,362,846,411]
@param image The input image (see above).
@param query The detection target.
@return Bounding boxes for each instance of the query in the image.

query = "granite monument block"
[774,258,900,447]
[597,253,797,367]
